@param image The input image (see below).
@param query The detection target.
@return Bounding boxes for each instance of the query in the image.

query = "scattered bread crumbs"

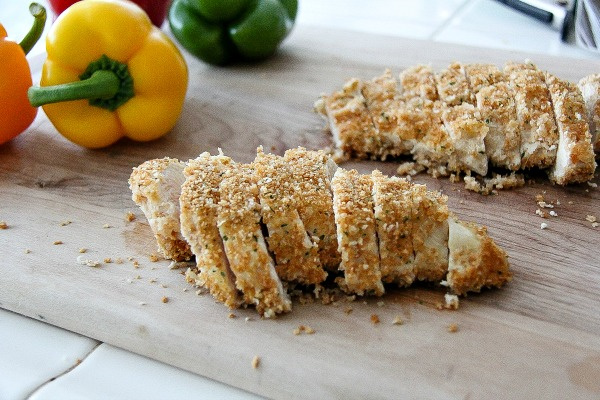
[377,301,385,307]
[251,356,260,369]
[245,317,253,322]
[392,316,403,325]
[588,182,598,188]
[344,306,353,314]
[102,224,111,229]
[60,220,71,226]
[161,284,168,288]
[293,325,315,335]
[161,296,169,303]
[133,260,140,268]
[139,301,147,306]
[535,209,549,218]
[228,313,237,319]
[149,253,160,262]
[115,257,124,264]
[0,221,8,229]
[53,240,63,245]
[568,201,574,205]
[125,211,136,222]
[540,222,548,230]
[586,215,597,223]
[79,248,87,253]
[149,278,157,283]
[444,293,460,310]
[549,211,557,217]
[370,314,380,324]
[593,222,599,228]
[447,323,459,333]
[24,249,31,254]
[77,255,100,267]
[103,258,112,263]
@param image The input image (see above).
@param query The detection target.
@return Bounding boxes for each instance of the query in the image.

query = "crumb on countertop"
[149,253,160,262]
[447,323,459,333]
[103,258,112,263]
[0,221,8,229]
[60,220,72,226]
[102,224,112,229]
[392,316,404,325]
[370,314,380,324]
[586,215,597,223]
[251,356,260,369]
[125,212,136,222]
[540,222,548,230]
[161,296,169,303]
[79,248,87,253]
[53,240,63,245]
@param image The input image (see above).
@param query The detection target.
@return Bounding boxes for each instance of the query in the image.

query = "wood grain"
[1,26,599,399]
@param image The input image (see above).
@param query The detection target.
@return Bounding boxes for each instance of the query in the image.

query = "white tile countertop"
[0,0,597,399]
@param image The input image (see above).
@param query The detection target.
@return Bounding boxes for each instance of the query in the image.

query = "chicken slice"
[442,103,489,176]
[447,217,511,295]
[399,64,439,101]
[179,152,240,309]
[435,62,474,106]
[406,98,453,177]
[315,78,378,159]
[283,147,340,271]
[577,74,600,153]
[331,168,384,296]
[476,82,521,170]
[464,63,504,95]
[254,148,326,285]
[371,170,415,286]
[545,74,596,185]
[505,62,558,169]
[411,184,449,282]
[361,69,411,159]
[129,158,191,261]
[217,164,291,318]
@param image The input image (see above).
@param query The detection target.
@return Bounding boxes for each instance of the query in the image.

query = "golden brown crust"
[464,63,504,94]
[129,158,192,261]
[322,78,379,159]
[179,152,240,309]
[371,170,415,286]
[254,148,327,285]
[442,103,489,176]
[435,62,474,106]
[217,164,291,318]
[332,168,384,296]
[546,74,596,184]
[361,70,411,159]
[447,217,511,295]
[283,147,340,270]
[399,64,439,101]
[505,62,558,169]
[411,184,449,282]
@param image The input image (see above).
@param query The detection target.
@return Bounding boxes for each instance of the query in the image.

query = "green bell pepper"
[168,0,298,65]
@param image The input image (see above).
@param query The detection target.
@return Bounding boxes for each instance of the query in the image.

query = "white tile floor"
[1,0,598,398]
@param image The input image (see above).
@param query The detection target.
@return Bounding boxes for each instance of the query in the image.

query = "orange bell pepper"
[0,3,46,145]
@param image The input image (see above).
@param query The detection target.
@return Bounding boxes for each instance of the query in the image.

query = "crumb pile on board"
[315,61,599,193]
[129,147,511,318]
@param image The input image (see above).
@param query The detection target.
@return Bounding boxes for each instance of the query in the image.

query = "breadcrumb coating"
[399,64,439,101]
[129,158,192,261]
[546,74,596,184]
[371,170,415,286]
[283,147,341,270]
[254,148,326,285]
[332,168,384,296]
[464,63,504,95]
[179,152,240,309]
[435,62,474,106]
[217,164,291,318]
[578,74,600,153]
[447,217,512,295]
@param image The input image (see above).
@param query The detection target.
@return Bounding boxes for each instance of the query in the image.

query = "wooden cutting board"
[2,25,600,399]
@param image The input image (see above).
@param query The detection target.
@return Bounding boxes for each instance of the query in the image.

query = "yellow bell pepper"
[28,0,188,148]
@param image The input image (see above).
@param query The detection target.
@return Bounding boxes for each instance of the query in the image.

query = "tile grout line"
[428,0,476,41]
[24,341,103,400]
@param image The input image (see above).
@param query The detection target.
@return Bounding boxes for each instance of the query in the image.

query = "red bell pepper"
[48,0,171,27]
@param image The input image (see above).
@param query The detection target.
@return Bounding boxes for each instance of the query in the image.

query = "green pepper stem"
[28,70,120,107]
[19,3,47,55]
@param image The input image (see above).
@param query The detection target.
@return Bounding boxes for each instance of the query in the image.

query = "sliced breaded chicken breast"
[447,217,511,295]
[179,152,240,309]
[399,64,439,101]
[578,74,600,153]
[331,168,384,296]
[129,158,192,261]
[435,62,474,106]
[505,62,558,169]
[316,78,378,159]
[254,148,326,285]
[410,184,449,282]
[442,103,489,176]
[476,82,521,170]
[371,170,415,286]
[545,74,596,185]
[464,63,504,95]
[406,98,453,177]
[217,164,291,318]
[283,147,340,271]
[361,70,411,159]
